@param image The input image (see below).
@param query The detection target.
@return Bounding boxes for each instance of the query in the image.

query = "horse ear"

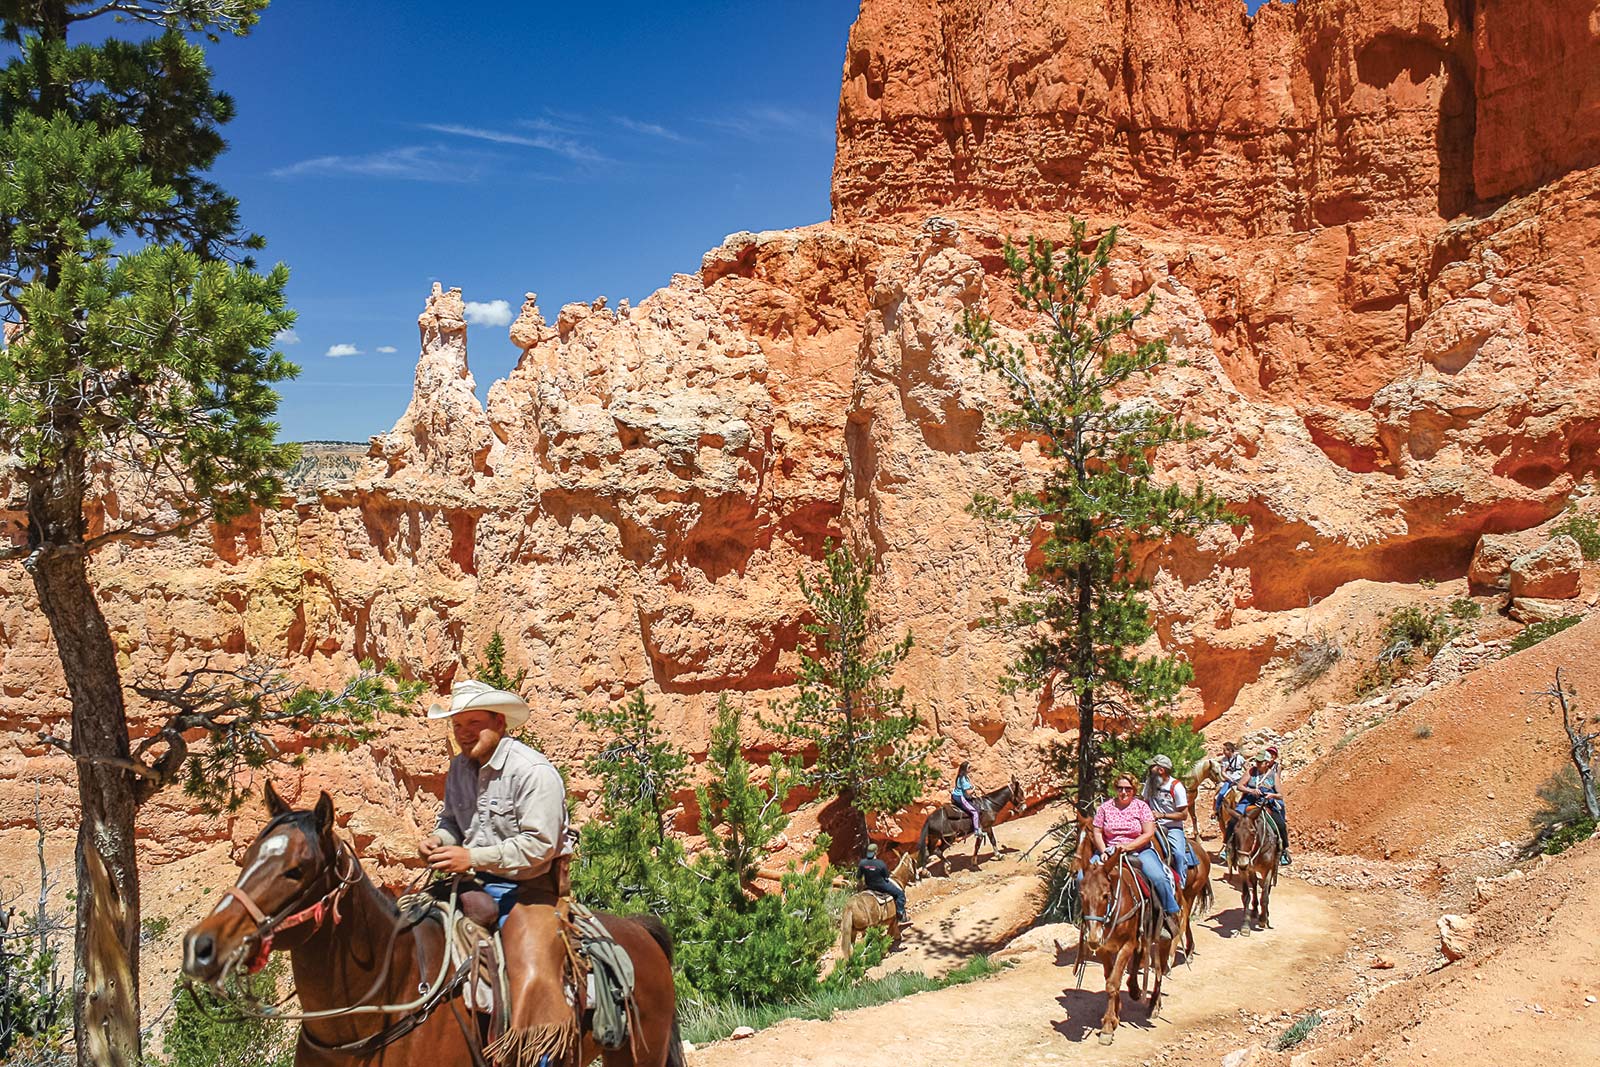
[313,791,335,834]
[264,780,290,817]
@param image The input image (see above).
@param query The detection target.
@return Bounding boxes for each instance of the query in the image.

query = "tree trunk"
[1075,554,1097,810]
[28,480,141,1067]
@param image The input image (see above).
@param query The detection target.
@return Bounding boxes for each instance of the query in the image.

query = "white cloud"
[614,116,690,143]
[422,123,606,164]
[702,105,833,141]
[463,300,514,328]
[376,345,398,354]
[273,329,301,346]
[325,343,363,358]
[272,146,478,183]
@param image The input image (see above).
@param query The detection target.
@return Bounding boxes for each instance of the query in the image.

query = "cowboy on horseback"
[1089,771,1183,939]
[1141,755,1195,894]
[857,842,909,925]
[1235,749,1291,866]
[418,680,573,926]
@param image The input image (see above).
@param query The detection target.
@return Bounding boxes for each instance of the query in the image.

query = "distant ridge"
[284,440,366,489]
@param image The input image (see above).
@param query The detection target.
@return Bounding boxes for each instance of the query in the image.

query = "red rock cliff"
[4,0,1599,867]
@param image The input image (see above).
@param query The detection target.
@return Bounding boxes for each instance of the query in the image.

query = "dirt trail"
[700,809,1352,1067]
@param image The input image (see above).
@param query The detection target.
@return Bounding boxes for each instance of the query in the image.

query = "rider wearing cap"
[418,679,573,927]
[1090,771,1183,939]
[857,842,909,924]
[1142,754,1195,892]
[1235,748,1291,866]
[1215,741,1247,861]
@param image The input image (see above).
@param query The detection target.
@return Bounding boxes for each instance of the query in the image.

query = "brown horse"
[915,776,1023,876]
[1152,826,1214,965]
[1070,815,1171,1045]
[1227,803,1282,934]
[837,852,914,954]
[182,785,684,1067]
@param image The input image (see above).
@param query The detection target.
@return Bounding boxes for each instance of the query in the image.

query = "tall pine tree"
[0,6,419,1063]
[764,541,941,857]
[960,222,1238,807]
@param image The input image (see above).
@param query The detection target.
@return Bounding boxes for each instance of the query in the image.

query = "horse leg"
[1260,873,1272,930]
[1126,941,1144,1003]
[1099,944,1132,1045]
[1240,874,1254,936]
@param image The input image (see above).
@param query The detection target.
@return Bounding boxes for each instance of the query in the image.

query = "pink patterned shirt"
[1093,798,1154,849]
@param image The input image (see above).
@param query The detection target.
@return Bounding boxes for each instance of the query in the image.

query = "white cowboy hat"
[427,679,530,730]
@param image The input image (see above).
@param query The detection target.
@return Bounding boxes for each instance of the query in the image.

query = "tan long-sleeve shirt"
[434,736,572,880]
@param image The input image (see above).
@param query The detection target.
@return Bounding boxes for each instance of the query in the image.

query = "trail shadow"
[1052,988,1159,1043]
[1202,904,1250,938]
[897,910,1012,964]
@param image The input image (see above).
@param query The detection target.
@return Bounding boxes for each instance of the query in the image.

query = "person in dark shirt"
[857,842,908,923]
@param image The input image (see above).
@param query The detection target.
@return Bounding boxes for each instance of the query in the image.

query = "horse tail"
[916,818,933,869]
[1196,875,1215,920]
[838,904,856,956]
[665,1017,686,1067]
[634,914,687,1067]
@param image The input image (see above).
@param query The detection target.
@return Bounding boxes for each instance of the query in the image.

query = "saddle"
[396,891,511,1038]
[937,802,987,834]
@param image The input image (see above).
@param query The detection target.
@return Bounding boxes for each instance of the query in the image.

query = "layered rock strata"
[3,0,1599,865]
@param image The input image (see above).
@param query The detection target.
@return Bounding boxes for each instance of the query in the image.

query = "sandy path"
[698,857,1349,1066]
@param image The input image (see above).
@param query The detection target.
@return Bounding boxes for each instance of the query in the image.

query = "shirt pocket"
[484,795,519,841]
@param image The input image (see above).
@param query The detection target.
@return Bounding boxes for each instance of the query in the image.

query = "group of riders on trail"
[182,675,1295,1062]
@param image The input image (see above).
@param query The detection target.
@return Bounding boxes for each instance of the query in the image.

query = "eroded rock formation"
[4,0,1599,866]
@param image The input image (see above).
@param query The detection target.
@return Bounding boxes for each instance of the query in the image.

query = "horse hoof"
[1240,925,1252,937]
[1098,1033,1115,1046]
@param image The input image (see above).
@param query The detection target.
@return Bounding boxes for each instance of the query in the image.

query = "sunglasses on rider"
[1115,784,1136,792]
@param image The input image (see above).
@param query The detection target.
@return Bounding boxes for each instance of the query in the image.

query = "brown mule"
[1228,803,1282,934]
[1070,815,1172,1046]
[182,784,684,1067]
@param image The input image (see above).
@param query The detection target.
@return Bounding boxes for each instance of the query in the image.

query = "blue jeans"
[1087,847,1179,914]
[867,880,907,921]
[478,875,521,929]
[1160,826,1192,889]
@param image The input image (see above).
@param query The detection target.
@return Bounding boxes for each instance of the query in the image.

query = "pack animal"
[915,776,1023,876]
[1228,803,1282,933]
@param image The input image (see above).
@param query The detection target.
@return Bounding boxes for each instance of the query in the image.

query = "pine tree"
[673,696,835,1004]
[571,689,690,914]
[764,541,941,857]
[0,6,418,1063]
[959,221,1239,808]
[471,631,527,693]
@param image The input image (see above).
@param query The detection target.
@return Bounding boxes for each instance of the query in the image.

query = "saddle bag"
[569,903,637,1052]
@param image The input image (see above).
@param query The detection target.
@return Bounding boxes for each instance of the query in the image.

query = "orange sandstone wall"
[3,0,1599,864]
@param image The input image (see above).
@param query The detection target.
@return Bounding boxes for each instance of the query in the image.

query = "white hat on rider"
[1147,754,1173,770]
[427,679,531,730]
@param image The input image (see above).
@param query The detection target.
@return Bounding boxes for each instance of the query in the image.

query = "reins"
[190,838,458,1042]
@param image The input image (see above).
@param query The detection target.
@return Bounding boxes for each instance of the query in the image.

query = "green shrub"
[0,911,68,1064]
[1382,606,1454,657]
[1275,1011,1323,1051]
[163,959,296,1067]
[1550,513,1600,560]
[1540,818,1596,855]
[1412,723,1433,739]
[1508,615,1581,654]
[1531,763,1598,857]
[1037,813,1084,923]
[1448,597,1482,620]
[1100,714,1207,786]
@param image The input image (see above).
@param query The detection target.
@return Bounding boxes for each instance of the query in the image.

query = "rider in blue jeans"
[1142,754,1194,892]
[1088,772,1182,939]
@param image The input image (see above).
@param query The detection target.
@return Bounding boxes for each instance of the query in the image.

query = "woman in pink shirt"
[1089,772,1181,935]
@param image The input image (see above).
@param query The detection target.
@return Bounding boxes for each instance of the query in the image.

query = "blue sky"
[197,0,860,441]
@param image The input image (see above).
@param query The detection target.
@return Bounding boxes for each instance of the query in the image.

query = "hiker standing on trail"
[857,842,909,924]
[418,679,574,927]
[1143,755,1195,890]
[1090,772,1182,939]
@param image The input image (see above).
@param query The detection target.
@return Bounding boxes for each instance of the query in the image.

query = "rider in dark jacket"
[857,843,908,923]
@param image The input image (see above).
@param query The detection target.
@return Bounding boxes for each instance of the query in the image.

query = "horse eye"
[282,865,304,880]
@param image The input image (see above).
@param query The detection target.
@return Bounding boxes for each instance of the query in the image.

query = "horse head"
[1078,855,1117,953]
[182,782,349,989]
[1071,812,1096,872]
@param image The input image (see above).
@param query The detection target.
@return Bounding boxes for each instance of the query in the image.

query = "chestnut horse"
[1180,757,1223,833]
[1070,815,1172,1045]
[1227,803,1282,933]
[182,785,684,1067]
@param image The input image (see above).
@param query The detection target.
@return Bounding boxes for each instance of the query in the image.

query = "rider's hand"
[427,845,473,874]
[418,833,443,859]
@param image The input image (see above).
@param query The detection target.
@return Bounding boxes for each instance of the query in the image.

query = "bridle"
[226,836,362,975]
